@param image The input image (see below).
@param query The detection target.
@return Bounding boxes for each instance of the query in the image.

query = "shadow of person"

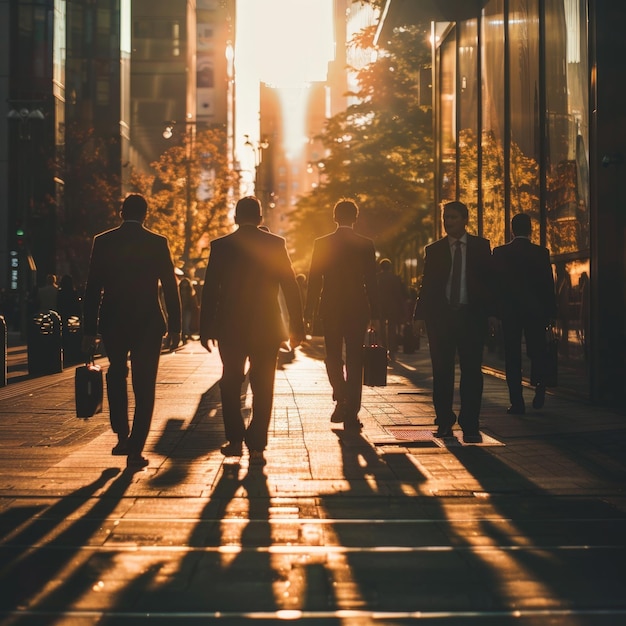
[0,468,130,615]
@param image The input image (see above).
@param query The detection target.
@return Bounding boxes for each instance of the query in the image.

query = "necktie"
[450,240,462,306]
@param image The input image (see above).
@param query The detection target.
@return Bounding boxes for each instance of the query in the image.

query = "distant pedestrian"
[56,274,82,321]
[199,196,305,464]
[179,277,199,342]
[37,274,58,312]
[377,258,406,361]
[493,213,556,413]
[413,201,494,443]
[304,198,379,431]
[82,194,182,470]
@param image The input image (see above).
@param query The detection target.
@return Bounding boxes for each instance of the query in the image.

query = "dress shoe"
[126,454,149,469]
[220,441,243,456]
[506,404,526,415]
[532,385,546,409]
[111,439,129,455]
[330,402,347,423]
[343,418,363,433]
[463,432,483,444]
[434,426,454,438]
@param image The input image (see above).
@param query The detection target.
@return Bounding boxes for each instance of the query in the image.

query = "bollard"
[62,315,83,365]
[27,310,63,376]
[0,315,6,386]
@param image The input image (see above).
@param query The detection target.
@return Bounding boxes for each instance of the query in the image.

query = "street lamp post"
[7,102,45,338]
[163,119,197,271]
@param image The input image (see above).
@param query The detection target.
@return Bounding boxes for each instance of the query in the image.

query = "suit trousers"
[102,328,164,456]
[425,306,486,434]
[218,337,280,451]
[323,315,369,418]
[501,315,547,403]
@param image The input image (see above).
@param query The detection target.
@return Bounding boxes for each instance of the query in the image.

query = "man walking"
[82,194,182,469]
[413,201,494,443]
[493,213,556,414]
[199,196,305,464]
[304,198,379,431]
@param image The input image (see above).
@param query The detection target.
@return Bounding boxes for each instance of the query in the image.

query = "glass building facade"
[378,1,626,407]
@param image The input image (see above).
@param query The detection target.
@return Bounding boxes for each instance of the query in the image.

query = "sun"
[235,0,334,163]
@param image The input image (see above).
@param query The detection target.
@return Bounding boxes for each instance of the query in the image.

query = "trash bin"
[27,310,63,376]
[0,315,6,386]
[62,314,83,365]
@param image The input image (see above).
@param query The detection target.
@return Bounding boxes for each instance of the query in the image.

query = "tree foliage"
[289,17,435,284]
[131,126,236,277]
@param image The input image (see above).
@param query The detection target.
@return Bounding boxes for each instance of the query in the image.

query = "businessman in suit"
[413,201,494,443]
[199,196,305,464]
[493,213,556,414]
[304,199,379,431]
[82,194,182,469]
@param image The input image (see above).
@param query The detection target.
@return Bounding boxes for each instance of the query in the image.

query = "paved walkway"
[0,338,625,625]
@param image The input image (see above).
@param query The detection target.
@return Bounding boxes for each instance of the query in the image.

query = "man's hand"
[81,335,98,355]
[200,336,217,353]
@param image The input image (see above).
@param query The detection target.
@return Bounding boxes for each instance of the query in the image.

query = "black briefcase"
[543,326,559,388]
[75,359,103,418]
[363,329,387,387]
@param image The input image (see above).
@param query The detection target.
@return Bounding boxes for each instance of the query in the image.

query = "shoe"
[463,432,483,444]
[111,439,129,456]
[330,402,346,423]
[343,419,363,433]
[506,404,526,415]
[220,441,243,456]
[126,454,149,469]
[434,426,454,438]
[532,385,546,409]
[249,450,266,465]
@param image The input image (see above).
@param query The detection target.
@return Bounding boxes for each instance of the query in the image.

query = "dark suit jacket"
[83,221,181,337]
[200,225,304,345]
[305,227,379,323]
[492,237,556,322]
[414,233,493,320]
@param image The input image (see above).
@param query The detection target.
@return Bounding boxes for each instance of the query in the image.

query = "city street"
[0,338,625,625]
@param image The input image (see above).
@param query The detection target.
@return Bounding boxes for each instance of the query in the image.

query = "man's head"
[235,196,262,226]
[442,201,468,239]
[511,212,531,238]
[333,199,358,226]
[121,194,148,222]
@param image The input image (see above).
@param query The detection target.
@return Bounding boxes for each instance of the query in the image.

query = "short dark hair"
[235,196,262,225]
[511,212,531,237]
[333,198,358,225]
[121,194,148,221]
[379,258,392,271]
[442,201,468,220]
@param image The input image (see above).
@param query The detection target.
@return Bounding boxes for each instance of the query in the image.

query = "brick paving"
[0,336,625,624]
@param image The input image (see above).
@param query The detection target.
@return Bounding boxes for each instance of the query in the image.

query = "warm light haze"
[235,0,334,166]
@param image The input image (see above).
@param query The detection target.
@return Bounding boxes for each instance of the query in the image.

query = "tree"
[289,15,434,287]
[131,126,236,278]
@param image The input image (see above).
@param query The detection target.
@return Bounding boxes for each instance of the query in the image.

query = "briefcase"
[75,359,103,418]
[363,329,387,387]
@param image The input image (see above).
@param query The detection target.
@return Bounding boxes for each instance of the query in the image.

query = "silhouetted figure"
[37,274,58,312]
[377,258,406,360]
[413,201,494,444]
[82,194,182,469]
[199,196,305,464]
[304,199,379,431]
[493,213,557,413]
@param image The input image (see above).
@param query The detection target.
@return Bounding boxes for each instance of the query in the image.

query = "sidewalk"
[0,339,625,624]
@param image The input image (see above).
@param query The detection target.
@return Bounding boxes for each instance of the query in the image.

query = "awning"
[375,0,487,45]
